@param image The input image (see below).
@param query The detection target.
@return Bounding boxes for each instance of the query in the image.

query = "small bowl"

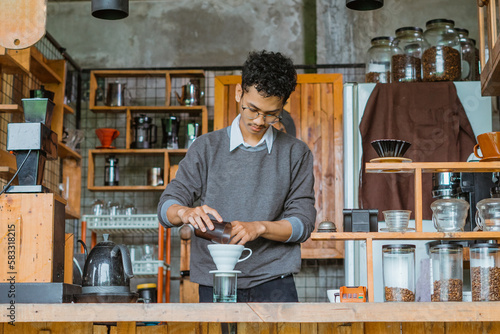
[383,210,411,231]
[371,139,411,157]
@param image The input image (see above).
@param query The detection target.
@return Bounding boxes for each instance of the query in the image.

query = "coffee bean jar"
[382,244,416,302]
[422,19,462,82]
[390,27,426,83]
[455,28,477,81]
[365,36,393,83]
[470,243,500,301]
[430,244,463,302]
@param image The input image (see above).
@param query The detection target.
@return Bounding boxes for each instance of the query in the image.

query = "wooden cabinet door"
[214,74,344,259]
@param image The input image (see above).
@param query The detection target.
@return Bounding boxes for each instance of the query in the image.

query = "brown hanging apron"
[359,82,476,220]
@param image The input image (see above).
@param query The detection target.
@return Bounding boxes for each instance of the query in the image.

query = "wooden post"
[414,168,423,232]
[366,237,374,302]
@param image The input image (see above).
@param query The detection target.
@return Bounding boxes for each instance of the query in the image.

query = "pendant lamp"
[92,0,129,20]
[346,0,383,11]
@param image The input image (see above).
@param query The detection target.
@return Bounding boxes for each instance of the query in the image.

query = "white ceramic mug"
[208,244,252,271]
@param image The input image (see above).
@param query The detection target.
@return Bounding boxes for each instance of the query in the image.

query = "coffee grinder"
[432,172,496,231]
[6,87,58,193]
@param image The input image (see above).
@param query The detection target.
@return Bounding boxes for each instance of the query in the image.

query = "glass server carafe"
[430,244,463,302]
[382,244,416,302]
[470,243,500,301]
[455,28,477,81]
[365,36,393,83]
[391,27,426,83]
[476,198,500,231]
[422,19,462,82]
[131,114,157,149]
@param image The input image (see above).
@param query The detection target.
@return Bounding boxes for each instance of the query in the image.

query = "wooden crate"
[0,193,66,282]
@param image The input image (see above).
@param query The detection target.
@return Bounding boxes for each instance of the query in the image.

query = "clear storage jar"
[455,28,477,81]
[365,36,393,83]
[382,244,416,302]
[470,243,500,301]
[430,244,463,301]
[391,27,426,83]
[423,19,462,82]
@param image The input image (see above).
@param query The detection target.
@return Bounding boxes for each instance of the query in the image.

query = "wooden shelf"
[91,105,207,113]
[366,161,500,173]
[63,104,75,114]
[58,142,81,160]
[0,166,16,182]
[29,47,62,84]
[0,47,30,75]
[65,207,80,220]
[311,231,500,241]
[90,148,177,155]
[88,185,167,192]
[0,104,22,114]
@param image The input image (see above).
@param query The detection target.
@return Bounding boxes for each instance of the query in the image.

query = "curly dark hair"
[241,50,297,104]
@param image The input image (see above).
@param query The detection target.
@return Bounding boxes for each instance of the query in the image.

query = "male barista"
[157,50,316,302]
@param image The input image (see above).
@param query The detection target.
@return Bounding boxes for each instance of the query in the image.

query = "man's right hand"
[168,204,223,232]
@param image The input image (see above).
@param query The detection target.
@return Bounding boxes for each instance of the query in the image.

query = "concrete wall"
[317,0,480,65]
[47,0,479,69]
[47,0,311,68]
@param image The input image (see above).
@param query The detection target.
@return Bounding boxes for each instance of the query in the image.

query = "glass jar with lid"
[422,19,462,82]
[391,27,426,83]
[382,244,415,302]
[365,36,393,83]
[455,28,477,81]
[470,38,481,79]
[430,243,463,302]
[470,243,500,301]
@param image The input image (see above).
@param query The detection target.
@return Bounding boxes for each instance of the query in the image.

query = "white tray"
[82,214,159,234]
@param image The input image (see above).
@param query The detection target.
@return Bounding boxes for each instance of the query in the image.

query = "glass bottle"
[365,36,393,83]
[470,243,500,301]
[422,19,462,82]
[95,77,105,106]
[104,155,119,186]
[382,244,415,302]
[391,27,426,83]
[455,28,477,81]
[470,38,481,79]
[430,244,463,302]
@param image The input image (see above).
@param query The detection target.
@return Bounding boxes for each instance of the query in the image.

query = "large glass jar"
[431,198,469,232]
[365,36,393,83]
[476,198,500,231]
[430,244,463,302]
[470,243,500,301]
[455,28,477,81]
[422,19,462,82]
[391,27,426,83]
[382,244,415,302]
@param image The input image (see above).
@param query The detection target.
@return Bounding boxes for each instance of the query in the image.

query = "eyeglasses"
[241,105,282,125]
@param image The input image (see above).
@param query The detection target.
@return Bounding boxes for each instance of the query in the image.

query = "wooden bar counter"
[1,302,500,333]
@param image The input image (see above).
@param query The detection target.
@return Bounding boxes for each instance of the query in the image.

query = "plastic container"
[382,244,416,302]
[365,36,393,83]
[391,27,426,83]
[470,243,500,301]
[422,19,462,82]
[430,244,463,302]
[455,28,477,81]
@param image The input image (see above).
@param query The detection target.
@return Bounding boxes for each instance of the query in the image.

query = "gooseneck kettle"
[81,234,134,294]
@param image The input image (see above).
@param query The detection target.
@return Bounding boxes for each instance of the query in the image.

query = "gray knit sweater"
[157,127,316,289]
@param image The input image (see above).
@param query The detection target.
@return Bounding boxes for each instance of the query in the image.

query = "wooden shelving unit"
[87,148,173,191]
[478,0,500,95]
[0,45,82,219]
[312,161,500,302]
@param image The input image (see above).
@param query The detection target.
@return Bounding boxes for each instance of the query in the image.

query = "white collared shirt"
[229,114,274,154]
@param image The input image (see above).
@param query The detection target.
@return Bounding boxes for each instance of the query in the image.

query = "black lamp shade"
[346,0,383,10]
[92,0,129,20]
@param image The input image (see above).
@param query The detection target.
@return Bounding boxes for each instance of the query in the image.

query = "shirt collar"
[229,114,274,154]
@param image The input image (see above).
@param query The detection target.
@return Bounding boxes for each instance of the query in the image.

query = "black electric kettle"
[74,235,138,303]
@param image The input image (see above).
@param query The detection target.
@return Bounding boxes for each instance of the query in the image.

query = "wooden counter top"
[3,302,500,323]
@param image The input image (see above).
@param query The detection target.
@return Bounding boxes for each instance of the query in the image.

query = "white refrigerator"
[342,81,493,302]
